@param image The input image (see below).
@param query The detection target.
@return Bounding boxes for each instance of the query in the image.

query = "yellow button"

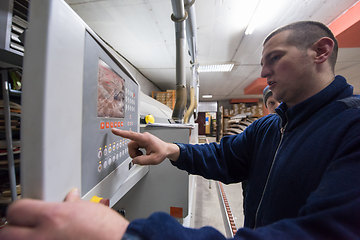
[145,114,155,124]
[90,195,103,203]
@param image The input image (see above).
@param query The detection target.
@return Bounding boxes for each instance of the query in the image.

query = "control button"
[100,122,105,129]
[113,144,116,151]
[98,149,102,159]
[109,145,112,153]
[121,122,124,127]
[122,150,125,155]
[104,148,108,156]
[118,122,121,127]
[116,142,119,149]
[106,122,110,128]
[90,196,109,206]
[108,158,112,165]
[113,156,116,163]
[119,151,122,157]
[110,122,114,128]
[103,161,108,169]
[114,122,117,127]
[98,164,102,172]
[116,153,119,160]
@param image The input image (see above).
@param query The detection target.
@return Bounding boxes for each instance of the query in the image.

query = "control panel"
[81,31,139,196]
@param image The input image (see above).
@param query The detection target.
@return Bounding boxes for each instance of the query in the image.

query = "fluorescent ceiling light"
[198,63,234,73]
[202,94,213,98]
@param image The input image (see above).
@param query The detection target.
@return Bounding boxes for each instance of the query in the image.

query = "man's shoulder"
[337,95,360,109]
[257,113,279,123]
[248,113,280,132]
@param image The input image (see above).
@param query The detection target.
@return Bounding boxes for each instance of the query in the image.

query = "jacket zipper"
[253,119,287,229]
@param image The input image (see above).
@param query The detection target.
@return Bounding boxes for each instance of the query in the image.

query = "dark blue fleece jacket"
[126,75,360,239]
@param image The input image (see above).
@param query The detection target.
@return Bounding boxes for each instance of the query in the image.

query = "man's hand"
[111,128,180,165]
[0,189,129,240]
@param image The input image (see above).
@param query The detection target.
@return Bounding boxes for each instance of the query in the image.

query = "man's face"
[266,95,280,114]
[260,30,315,108]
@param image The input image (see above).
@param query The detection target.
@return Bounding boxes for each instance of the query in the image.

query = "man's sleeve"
[125,212,227,240]
[170,132,252,184]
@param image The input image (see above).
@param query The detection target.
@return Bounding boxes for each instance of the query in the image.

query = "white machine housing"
[21,0,146,206]
[20,0,190,222]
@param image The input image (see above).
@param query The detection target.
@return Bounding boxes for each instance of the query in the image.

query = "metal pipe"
[183,85,196,123]
[1,70,18,201]
[183,65,198,123]
[170,0,187,122]
[184,0,197,64]
[184,0,199,121]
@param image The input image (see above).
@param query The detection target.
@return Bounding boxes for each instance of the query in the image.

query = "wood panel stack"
[152,90,176,110]
[223,115,258,136]
[231,102,264,117]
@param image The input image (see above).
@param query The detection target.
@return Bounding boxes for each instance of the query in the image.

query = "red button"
[100,122,105,129]
[121,122,124,127]
[106,122,110,128]
[114,122,118,127]
[118,122,121,127]
[110,122,114,128]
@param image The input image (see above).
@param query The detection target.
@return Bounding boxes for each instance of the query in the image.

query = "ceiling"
[64,0,360,102]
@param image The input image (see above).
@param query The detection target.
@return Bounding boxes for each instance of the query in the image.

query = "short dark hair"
[263,21,338,71]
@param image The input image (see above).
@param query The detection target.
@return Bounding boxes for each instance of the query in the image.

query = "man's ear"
[312,37,334,64]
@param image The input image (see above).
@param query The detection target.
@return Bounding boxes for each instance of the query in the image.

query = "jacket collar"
[275,75,353,131]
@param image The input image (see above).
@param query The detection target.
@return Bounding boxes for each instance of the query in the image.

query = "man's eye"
[271,56,279,62]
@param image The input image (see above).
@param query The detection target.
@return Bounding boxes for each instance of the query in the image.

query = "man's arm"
[111,128,180,164]
[0,189,129,240]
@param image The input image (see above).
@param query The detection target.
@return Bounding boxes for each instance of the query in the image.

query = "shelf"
[0,110,21,117]
[0,49,23,68]
[0,140,20,148]
[9,88,21,97]
[0,0,26,207]
[0,194,21,204]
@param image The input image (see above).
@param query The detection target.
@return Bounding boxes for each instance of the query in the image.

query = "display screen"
[97,59,125,118]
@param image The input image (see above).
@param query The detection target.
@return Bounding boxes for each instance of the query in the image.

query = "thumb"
[64,188,81,202]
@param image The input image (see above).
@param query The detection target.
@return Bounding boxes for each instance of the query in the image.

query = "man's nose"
[260,65,271,79]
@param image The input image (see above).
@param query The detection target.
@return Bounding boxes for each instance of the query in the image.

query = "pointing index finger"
[111,128,143,142]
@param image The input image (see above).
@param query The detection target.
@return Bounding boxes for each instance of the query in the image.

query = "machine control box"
[81,32,139,196]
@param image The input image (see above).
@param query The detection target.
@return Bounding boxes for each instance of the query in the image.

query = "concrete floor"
[190,137,245,237]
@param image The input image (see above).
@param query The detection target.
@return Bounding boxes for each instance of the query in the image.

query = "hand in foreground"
[111,128,180,165]
[0,189,129,240]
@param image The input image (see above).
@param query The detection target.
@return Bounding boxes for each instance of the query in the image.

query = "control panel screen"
[97,59,125,118]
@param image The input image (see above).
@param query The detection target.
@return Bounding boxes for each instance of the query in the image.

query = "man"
[263,85,280,114]
[1,21,360,240]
